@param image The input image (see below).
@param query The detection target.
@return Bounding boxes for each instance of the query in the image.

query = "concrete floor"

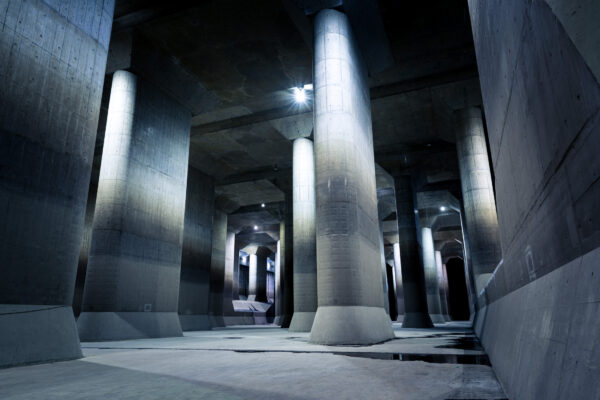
[0,322,507,400]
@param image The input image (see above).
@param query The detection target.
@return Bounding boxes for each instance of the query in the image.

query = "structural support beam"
[289,138,318,332]
[309,9,394,345]
[248,248,269,303]
[0,0,114,367]
[455,108,502,293]
[394,176,433,328]
[279,195,294,327]
[78,70,190,340]
[436,250,451,321]
[392,243,405,318]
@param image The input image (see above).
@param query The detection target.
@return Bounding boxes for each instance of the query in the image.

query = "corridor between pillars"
[289,138,317,332]
[309,9,394,345]
[455,108,502,293]
[394,176,433,328]
[78,70,190,341]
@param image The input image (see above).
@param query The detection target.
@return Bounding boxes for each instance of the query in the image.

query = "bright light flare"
[440,206,447,212]
[293,87,307,103]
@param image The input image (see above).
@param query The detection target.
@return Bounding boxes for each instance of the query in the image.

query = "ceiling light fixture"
[293,87,307,103]
[253,225,258,230]
[261,203,266,208]
[440,206,447,212]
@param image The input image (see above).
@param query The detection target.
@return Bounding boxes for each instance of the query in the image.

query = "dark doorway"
[386,264,398,321]
[446,258,470,320]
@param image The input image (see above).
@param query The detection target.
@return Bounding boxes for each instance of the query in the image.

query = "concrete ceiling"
[99,0,481,248]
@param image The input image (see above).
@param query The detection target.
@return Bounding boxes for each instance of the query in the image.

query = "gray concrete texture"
[469,0,600,398]
[310,9,394,345]
[78,70,190,341]
[248,248,269,303]
[279,193,294,328]
[392,243,405,317]
[394,176,433,328]
[0,0,114,367]
[178,168,214,331]
[208,210,227,327]
[420,227,444,323]
[289,138,317,332]
[455,107,501,293]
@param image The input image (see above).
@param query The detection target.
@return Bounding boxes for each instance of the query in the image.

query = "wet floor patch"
[435,336,484,351]
[331,352,491,366]
[223,337,243,339]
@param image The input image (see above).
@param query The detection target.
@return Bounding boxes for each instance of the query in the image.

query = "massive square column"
[0,0,114,366]
[78,70,190,340]
[309,9,394,345]
[289,138,317,332]
[420,226,444,323]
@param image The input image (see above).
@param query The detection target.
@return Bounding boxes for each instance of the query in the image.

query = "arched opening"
[445,257,470,320]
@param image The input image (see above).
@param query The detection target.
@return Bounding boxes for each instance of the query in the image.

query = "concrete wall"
[208,210,227,327]
[0,0,114,367]
[178,167,214,331]
[78,71,190,340]
[469,1,600,398]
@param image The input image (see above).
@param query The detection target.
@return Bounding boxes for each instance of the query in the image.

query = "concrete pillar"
[232,240,241,301]
[435,250,451,321]
[222,232,237,321]
[394,176,433,328]
[178,168,214,331]
[0,0,114,366]
[274,240,282,323]
[248,249,268,303]
[379,224,391,316]
[421,227,444,323]
[208,211,227,327]
[392,243,405,318]
[279,198,294,327]
[78,70,190,340]
[310,9,394,345]
[289,138,317,332]
[455,108,502,293]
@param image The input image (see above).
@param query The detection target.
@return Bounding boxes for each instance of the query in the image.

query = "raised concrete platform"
[0,322,506,399]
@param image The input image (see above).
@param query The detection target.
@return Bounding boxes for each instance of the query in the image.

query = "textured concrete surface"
[0,323,506,400]
[310,9,394,345]
[289,138,317,332]
[279,194,294,328]
[394,176,433,328]
[469,0,600,398]
[455,107,501,293]
[78,71,189,341]
[392,243,405,317]
[248,248,269,303]
[421,227,444,323]
[208,211,228,327]
[0,0,114,367]
[178,168,214,331]
[222,232,239,319]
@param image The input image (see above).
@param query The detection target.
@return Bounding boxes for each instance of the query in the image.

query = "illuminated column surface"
[310,9,394,345]
[289,138,318,332]
[221,231,237,324]
[394,176,433,328]
[421,227,444,323]
[78,70,190,340]
[209,210,227,327]
[435,250,451,321]
[392,243,405,318]
[274,240,282,323]
[248,248,269,303]
[455,108,502,293]
[280,195,294,328]
[0,0,114,366]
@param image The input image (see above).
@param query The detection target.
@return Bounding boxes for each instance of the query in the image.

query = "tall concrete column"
[78,70,190,340]
[279,197,294,327]
[435,250,451,321]
[0,0,114,367]
[379,224,391,316]
[248,248,268,303]
[208,211,227,327]
[222,232,237,322]
[178,168,214,331]
[455,108,502,293]
[289,138,317,332]
[310,9,394,345]
[420,226,444,323]
[392,243,405,318]
[274,240,282,323]
[394,176,433,328]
